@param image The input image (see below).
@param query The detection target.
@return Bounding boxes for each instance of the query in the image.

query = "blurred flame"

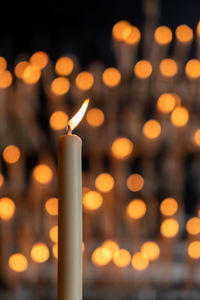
[68,98,89,131]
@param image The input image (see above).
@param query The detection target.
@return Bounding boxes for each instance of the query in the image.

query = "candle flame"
[68,98,89,131]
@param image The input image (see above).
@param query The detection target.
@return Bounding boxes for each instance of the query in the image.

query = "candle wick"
[66,124,72,135]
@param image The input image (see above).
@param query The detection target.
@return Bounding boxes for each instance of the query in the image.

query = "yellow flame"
[68,98,89,131]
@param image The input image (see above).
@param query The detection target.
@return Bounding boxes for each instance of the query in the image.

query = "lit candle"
[57,98,89,300]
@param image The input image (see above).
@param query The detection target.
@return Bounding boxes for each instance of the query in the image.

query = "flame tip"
[68,98,90,131]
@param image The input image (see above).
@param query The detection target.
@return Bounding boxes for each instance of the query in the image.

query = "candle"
[57,98,89,300]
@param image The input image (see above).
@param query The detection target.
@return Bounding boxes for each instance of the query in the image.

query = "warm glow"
[14,61,29,79]
[141,242,160,261]
[171,106,189,127]
[51,77,70,95]
[175,24,193,43]
[123,25,141,45]
[86,108,104,127]
[92,246,112,266]
[95,173,115,193]
[30,242,50,263]
[49,225,58,243]
[197,21,200,37]
[188,241,200,259]
[134,60,152,79]
[111,137,134,160]
[194,129,200,146]
[75,71,94,91]
[45,197,58,216]
[55,57,74,76]
[8,254,28,272]
[30,51,48,70]
[126,174,144,192]
[23,65,41,85]
[0,197,15,220]
[161,218,179,238]
[3,145,21,164]
[185,59,200,79]
[68,98,89,131]
[113,249,131,268]
[143,120,161,139]
[33,164,53,184]
[102,67,121,87]
[102,240,119,256]
[83,191,103,210]
[186,217,200,235]
[126,199,146,219]
[154,26,172,45]
[0,56,7,72]
[160,198,178,216]
[159,59,178,77]
[157,93,176,114]
[0,70,13,88]
[49,111,68,130]
[0,173,4,187]
[52,244,58,259]
[112,20,130,41]
[82,242,85,253]
[131,252,149,271]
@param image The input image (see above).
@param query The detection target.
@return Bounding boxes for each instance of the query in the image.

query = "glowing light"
[0,173,4,187]
[51,77,70,96]
[175,24,193,43]
[185,59,200,79]
[160,218,179,238]
[86,108,104,127]
[23,65,41,85]
[0,57,7,72]
[8,254,28,272]
[49,111,68,130]
[126,199,146,219]
[154,26,172,45]
[82,242,85,253]
[159,59,178,78]
[102,67,121,87]
[30,242,50,263]
[186,217,200,235]
[141,241,160,261]
[33,164,53,184]
[194,129,200,146]
[83,191,103,211]
[131,252,149,271]
[123,25,141,45]
[55,57,74,76]
[3,145,21,164]
[52,244,58,259]
[143,120,161,139]
[0,197,15,220]
[102,240,119,256]
[113,249,131,268]
[92,247,112,266]
[30,51,48,70]
[0,70,13,88]
[49,225,58,243]
[157,93,176,114]
[171,106,189,127]
[126,174,144,192]
[112,20,130,41]
[188,241,200,259]
[68,98,89,131]
[134,60,152,79]
[197,21,200,37]
[95,173,115,193]
[111,137,134,160]
[14,61,29,79]
[45,197,58,216]
[75,71,94,91]
[160,198,178,216]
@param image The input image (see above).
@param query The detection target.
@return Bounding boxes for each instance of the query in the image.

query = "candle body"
[58,134,82,300]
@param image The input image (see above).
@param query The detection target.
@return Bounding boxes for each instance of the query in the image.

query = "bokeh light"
[33,164,53,184]
[160,218,179,238]
[0,56,7,72]
[126,199,146,219]
[0,70,13,88]
[49,111,68,130]
[171,106,189,127]
[15,61,29,79]
[134,60,152,79]
[143,120,161,139]
[52,244,58,259]
[30,51,48,70]
[0,173,4,187]
[111,137,134,160]
[45,197,58,216]
[49,225,58,243]
[186,217,200,235]
[0,197,15,220]
[3,145,21,164]
[83,191,103,211]
[188,241,200,259]
[131,252,149,271]
[75,71,94,91]
[55,57,74,76]
[175,24,193,43]
[50,77,70,96]
[86,108,104,127]
[123,25,141,45]
[126,174,144,192]
[194,129,200,146]
[95,173,115,193]
[92,247,112,266]
[102,240,119,257]
[30,242,50,263]
[141,241,160,261]
[8,254,28,272]
[102,67,121,87]
[160,198,178,216]
[157,93,176,114]
[23,65,41,85]
[154,26,172,45]
[159,59,178,78]
[185,59,200,79]
[113,249,131,268]
[112,20,130,41]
